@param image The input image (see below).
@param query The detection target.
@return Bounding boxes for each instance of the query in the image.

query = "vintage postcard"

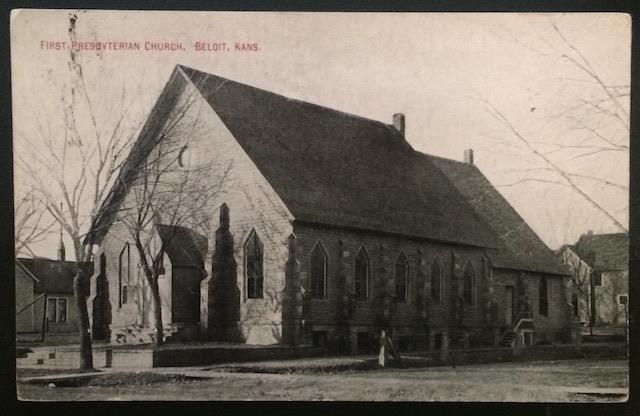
[11,9,629,401]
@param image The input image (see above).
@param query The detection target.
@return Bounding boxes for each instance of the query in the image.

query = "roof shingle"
[430,156,570,276]
[181,66,500,249]
[16,258,92,295]
[571,233,628,271]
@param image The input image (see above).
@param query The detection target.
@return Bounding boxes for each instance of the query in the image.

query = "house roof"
[179,65,500,249]
[157,224,208,269]
[571,233,628,271]
[15,259,40,284]
[16,257,92,295]
[430,156,571,276]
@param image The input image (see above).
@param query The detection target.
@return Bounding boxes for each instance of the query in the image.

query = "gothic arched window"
[395,252,408,302]
[430,259,443,304]
[463,261,475,306]
[310,242,328,299]
[118,243,130,307]
[245,230,264,299]
[354,247,370,301]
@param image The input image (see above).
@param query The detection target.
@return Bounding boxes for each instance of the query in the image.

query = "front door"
[505,286,514,326]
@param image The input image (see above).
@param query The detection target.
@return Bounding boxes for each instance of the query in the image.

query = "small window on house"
[539,277,549,317]
[618,294,628,306]
[571,293,579,317]
[395,252,408,302]
[463,261,475,306]
[430,259,443,304]
[245,229,264,299]
[57,298,67,323]
[310,242,328,299]
[46,297,67,323]
[47,298,56,322]
[118,243,130,307]
[354,247,370,301]
[591,272,602,286]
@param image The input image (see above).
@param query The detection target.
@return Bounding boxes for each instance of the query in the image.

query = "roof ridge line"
[178,64,397,131]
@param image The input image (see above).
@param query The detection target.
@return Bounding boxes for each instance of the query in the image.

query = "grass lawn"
[16,359,628,402]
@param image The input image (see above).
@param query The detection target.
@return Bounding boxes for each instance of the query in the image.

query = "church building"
[87,65,572,352]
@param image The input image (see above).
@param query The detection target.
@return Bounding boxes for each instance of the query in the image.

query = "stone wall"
[290,222,496,352]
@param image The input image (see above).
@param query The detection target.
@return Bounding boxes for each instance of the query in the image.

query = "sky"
[11,10,630,260]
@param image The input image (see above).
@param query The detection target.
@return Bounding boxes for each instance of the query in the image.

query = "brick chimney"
[393,113,405,136]
[464,149,474,165]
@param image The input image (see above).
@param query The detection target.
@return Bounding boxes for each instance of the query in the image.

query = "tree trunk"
[73,270,93,370]
[150,278,164,347]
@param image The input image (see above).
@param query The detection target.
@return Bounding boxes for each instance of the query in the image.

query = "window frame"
[571,293,579,317]
[309,241,329,300]
[394,252,409,303]
[57,298,67,323]
[617,294,628,306]
[46,296,68,323]
[245,229,264,300]
[430,258,444,304]
[118,243,130,307]
[462,260,475,306]
[354,247,370,301]
[591,271,602,286]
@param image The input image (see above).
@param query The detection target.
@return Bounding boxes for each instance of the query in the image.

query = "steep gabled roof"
[16,257,92,295]
[179,65,499,248]
[430,156,570,276]
[157,224,208,269]
[571,232,628,271]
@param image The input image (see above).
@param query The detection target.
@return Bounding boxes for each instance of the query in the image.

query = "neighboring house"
[15,256,92,336]
[87,65,572,351]
[559,232,628,334]
[15,260,39,333]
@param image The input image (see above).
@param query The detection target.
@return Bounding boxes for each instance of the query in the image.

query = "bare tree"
[111,83,231,346]
[14,13,140,369]
[14,190,55,257]
[560,248,593,330]
[479,16,629,232]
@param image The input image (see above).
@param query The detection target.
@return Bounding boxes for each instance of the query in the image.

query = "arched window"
[245,230,264,299]
[118,243,130,307]
[310,242,328,299]
[463,261,475,306]
[430,259,443,304]
[354,247,370,301]
[395,252,408,302]
[539,277,549,316]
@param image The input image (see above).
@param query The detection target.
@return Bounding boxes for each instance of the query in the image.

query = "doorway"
[505,286,514,327]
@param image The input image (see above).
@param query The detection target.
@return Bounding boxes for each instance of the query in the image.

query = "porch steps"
[111,323,180,345]
[499,330,516,348]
